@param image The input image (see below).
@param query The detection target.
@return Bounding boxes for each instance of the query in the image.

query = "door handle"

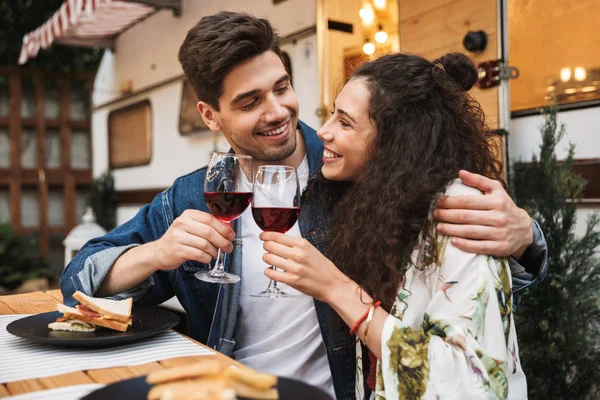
[477,60,520,89]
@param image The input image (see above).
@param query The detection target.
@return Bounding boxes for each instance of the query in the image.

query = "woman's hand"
[260,231,350,303]
[261,231,385,359]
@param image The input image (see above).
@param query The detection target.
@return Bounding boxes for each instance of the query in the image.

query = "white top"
[358,180,527,400]
[233,156,335,397]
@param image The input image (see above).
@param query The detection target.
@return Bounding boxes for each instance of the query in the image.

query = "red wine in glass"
[205,192,253,223]
[195,152,253,284]
[251,165,300,298]
[251,207,300,233]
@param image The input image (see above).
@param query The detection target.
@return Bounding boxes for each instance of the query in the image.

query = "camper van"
[8,0,598,277]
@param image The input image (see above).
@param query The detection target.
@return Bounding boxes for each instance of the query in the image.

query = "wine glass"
[251,165,301,298]
[195,152,253,284]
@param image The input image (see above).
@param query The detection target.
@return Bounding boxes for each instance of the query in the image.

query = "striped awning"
[19,0,180,65]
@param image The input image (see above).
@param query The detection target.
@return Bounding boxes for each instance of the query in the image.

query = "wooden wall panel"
[399,0,499,130]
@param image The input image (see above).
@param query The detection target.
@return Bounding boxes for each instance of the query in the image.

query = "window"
[509,0,600,111]
[0,186,9,224]
[178,80,208,135]
[0,67,93,272]
[108,100,152,168]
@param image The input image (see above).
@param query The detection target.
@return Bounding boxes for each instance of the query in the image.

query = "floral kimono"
[355,179,527,400]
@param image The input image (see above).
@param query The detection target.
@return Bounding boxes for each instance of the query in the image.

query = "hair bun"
[433,52,478,91]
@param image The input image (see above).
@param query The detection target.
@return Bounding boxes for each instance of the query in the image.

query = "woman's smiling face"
[316,78,376,182]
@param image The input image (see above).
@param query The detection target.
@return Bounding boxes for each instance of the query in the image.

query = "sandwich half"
[55,303,130,332]
[73,291,132,323]
[48,291,133,332]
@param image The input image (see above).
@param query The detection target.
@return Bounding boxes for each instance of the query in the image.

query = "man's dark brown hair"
[178,11,282,110]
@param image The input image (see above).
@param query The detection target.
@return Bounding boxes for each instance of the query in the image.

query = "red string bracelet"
[350,301,381,335]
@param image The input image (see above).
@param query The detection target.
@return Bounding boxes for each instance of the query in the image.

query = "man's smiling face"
[200,50,300,162]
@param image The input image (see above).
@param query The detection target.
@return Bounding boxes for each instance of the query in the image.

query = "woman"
[260,52,527,399]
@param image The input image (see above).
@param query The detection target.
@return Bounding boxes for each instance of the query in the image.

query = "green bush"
[513,103,600,399]
[89,170,117,231]
[0,224,49,290]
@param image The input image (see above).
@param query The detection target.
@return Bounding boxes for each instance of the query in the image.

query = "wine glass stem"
[210,248,226,278]
[268,266,280,290]
[210,221,231,278]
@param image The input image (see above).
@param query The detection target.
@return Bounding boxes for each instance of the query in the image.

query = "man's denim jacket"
[60,121,548,400]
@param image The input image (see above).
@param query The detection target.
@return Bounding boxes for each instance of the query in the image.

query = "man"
[60,11,547,400]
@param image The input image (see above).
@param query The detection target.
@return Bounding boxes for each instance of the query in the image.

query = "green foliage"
[0,0,102,71]
[89,170,117,231]
[513,103,600,399]
[0,224,49,290]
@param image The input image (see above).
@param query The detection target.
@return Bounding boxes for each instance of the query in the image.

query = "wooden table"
[0,290,236,398]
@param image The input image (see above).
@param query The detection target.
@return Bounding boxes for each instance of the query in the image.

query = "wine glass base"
[194,271,240,284]
[250,288,296,298]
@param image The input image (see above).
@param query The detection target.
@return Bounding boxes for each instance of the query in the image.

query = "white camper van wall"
[179,79,208,136]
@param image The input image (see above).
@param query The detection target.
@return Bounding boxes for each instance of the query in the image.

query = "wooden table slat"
[87,367,135,384]
[0,300,15,315]
[45,289,63,303]
[0,384,10,398]
[38,371,94,389]
[1,292,57,314]
[6,379,45,396]
[126,362,164,377]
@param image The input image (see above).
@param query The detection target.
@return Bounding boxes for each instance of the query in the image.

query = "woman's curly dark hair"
[320,52,503,312]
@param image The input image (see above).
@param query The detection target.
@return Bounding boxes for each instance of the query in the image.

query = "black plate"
[82,375,333,400]
[6,307,180,347]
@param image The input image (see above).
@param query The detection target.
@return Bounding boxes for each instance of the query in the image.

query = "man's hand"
[150,210,235,270]
[433,170,533,259]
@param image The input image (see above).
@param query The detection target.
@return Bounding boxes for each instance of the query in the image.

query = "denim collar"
[297,119,324,179]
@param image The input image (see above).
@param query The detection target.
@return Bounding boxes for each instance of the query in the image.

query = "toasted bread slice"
[160,387,235,400]
[147,378,229,400]
[56,303,129,332]
[146,359,225,385]
[224,366,277,390]
[228,379,279,400]
[73,291,132,323]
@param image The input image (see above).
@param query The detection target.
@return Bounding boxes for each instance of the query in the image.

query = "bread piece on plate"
[147,378,228,400]
[146,359,225,385]
[159,387,235,400]
[73,291,132,323]
[160,387,235,400]
[228,379,279,400]
[224,365,278,390]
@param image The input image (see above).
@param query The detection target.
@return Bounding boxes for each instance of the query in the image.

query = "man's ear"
[197,101,221,132]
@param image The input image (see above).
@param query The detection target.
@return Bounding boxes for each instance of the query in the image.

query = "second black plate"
[82,375,333,400]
